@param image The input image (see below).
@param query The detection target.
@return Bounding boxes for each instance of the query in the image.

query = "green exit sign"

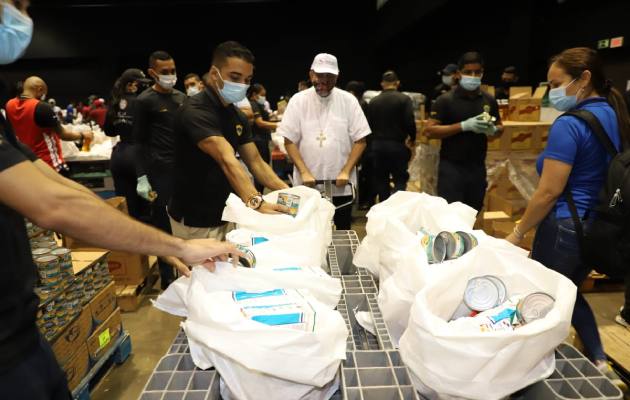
[598,39,610,49]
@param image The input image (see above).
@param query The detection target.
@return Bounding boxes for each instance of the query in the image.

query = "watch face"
[248,196,262,209]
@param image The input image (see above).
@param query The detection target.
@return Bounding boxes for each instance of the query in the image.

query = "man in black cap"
[366,71,416,202]
[433,63,458,101]
[495,66,519,100]
[425,51,502,212]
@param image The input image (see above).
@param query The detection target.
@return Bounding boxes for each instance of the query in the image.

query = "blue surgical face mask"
[256,96,266,105]
[215,68,249,104]
[548,79,578,112]
[460,75,482,91]
[0,3,34,65]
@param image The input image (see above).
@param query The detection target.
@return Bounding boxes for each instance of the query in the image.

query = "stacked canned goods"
[93,260,112,290]
[50,247,73,284]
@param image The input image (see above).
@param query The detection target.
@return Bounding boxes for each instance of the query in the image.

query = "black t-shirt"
[432,86,501,164]
[169,88,254,228]
[132,87,186,175]
[366,89,416,143]
[32,101,61,129]
[433,83,452,101]
[104,93,138,144]
[249,100,272,141]
[0,115,41,371]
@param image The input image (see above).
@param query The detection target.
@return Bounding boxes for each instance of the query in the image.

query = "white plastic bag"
[154,264,347,400]
[353,191,479,345]
[222,186,335,266]
[226,228,324,269]
[399,244,576,400]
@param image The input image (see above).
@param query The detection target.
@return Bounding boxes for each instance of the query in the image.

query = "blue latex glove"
[136,175,153,201]
[461,114,492,134]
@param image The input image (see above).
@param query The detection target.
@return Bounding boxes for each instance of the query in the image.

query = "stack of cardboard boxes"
[483,86,550,250]
[63,197,151,312]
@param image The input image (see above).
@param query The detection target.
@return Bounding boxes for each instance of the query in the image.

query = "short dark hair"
[149,51,173,68]
[503,66,517,75]
[184,73,201,82]
[298,80,311,88]
[381,70,399,83]
[212,41,255,68]
[458,51,484,69]
[345,81,366,97]
[247,83,265,98]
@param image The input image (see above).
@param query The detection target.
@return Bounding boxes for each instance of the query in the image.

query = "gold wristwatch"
[246,193,264,210]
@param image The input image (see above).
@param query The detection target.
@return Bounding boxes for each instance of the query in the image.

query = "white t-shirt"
[278,87,371,197]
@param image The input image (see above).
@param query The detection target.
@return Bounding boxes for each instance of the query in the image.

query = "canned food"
[482,275,507,305]
[31,247,52,258]
[450,301,474,321]
[277,193,300,217]
[419,229,446,263]
[455,231,478,253]
[438,232,465,260]
[517,292,555,324]
[236,244,257,268]
[464,276,500,312]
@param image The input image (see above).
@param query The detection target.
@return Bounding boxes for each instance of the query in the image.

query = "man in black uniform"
[169,41,289,241]
[247,83,279,193]
[133,50,186,288]
[104,68,151,221]
[495,65,519,100]
[366,70,416,202]
[432,63,458,101]
[425,52,503,211]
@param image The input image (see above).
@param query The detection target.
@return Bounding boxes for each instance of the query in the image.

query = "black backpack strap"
[562,109,618,157]
[565,190,587,262]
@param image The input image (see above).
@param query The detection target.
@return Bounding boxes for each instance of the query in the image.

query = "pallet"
[581,272,625,293]
[73,331,132,400]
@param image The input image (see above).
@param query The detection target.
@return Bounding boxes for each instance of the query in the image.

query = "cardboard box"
[107,251,150,286]
[89,282,117,326]
[487,134,501,151]
[52,306,92,365]
[481,211,511,235]
[507,87,546,122]
[496,173,523,200]
[115,285,142,312]
[487,193,527,219]
[509,86,533,98]
[87,308,122,361]
[63,343,90,392]
[498,121,551,152]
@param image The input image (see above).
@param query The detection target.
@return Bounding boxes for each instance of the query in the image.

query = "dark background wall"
[1,0,628,107]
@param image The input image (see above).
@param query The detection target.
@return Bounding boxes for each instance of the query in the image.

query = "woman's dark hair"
[551,47,630,148]
[247,83,265,99]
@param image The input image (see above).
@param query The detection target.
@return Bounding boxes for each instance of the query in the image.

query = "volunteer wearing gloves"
[0,13,242,399]
[168,41,289,242]
[425,51,502,211]
[279,53,371,230]
[506,47,629,388]
[104,68,152,221]
[133,50,186,289]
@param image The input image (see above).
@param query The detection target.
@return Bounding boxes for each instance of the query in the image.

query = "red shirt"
[89,107,107,129]
[5,97,66,171]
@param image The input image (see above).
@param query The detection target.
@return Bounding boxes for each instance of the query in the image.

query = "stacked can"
[83,268,96,303]
[55,292,69,329]
[35,255,63,292]
[41,300,58,340]
[74,275,88,306]
[64,288,81,318]
[50,247,73,283]
[451,275,508,320]
[277,192,300,217]
[419,229,446,263]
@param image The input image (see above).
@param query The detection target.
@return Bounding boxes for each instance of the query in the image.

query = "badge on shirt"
[236,124,243,137]
[119,99,128,110]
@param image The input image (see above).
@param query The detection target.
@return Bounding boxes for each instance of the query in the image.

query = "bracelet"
[513,225,525,240]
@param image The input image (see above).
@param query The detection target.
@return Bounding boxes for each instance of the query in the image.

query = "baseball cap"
[442,63,458,75]
[311,53,339,75]
[120,68,152,84]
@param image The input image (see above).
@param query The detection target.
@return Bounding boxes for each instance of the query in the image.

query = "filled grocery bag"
[222,186,335,267]
[398,244,576,400]
[353,191,481,345]
[153,263,347,400]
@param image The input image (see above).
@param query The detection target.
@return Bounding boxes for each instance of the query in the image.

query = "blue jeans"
[531,213,606,362]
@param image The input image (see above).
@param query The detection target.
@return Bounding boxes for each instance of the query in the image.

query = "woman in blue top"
[507,47,630,384]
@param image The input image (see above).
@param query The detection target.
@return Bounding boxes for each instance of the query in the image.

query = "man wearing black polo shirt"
[169,41,289,241]
[0,98,240,400]
[425,51,502,211]
[133,50,186,288]
[366,70,416,202]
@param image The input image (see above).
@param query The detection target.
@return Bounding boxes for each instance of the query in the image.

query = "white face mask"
[256,96,266,105]
[157,74,177,90]
[40,94,46,101]
[187,86,201,97]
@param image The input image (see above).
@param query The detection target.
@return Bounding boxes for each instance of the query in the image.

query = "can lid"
[464,277,500,311]
[51,247,71,255]
[517,292,555,323]
[483,275,507,305]
[32,247,51,255]
[35,255,58,262]
[438,232,457,260]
